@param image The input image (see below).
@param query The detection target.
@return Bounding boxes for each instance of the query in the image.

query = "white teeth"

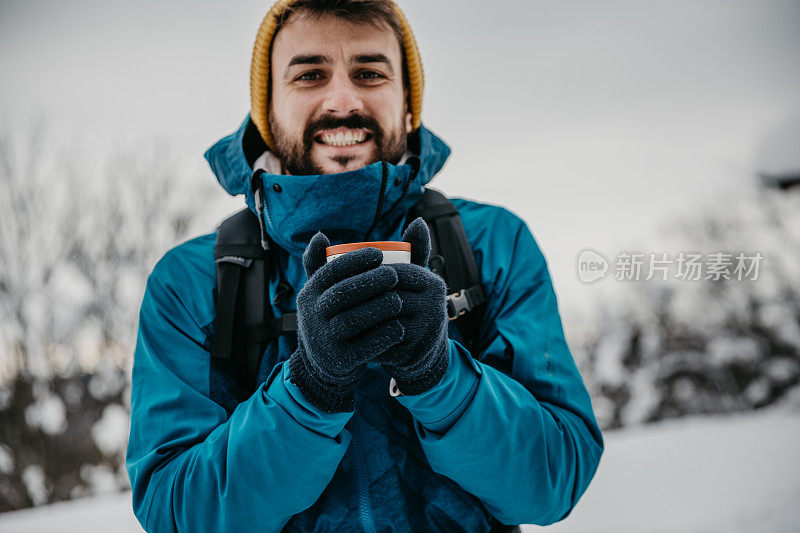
[319,130,366,146]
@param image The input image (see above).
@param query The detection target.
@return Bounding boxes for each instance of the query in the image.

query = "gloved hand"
[288,232,405,412]
[382,218,450,395]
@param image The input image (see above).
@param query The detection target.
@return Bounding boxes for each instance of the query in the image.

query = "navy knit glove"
[382,218,450,395]
[289,232,405,412]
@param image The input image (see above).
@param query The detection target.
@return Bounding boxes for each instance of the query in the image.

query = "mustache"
[303,114,382,145]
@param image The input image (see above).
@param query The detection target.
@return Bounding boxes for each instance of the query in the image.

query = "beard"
[269,111,407,176]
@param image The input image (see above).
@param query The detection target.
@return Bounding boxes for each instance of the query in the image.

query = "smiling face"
[269,12,413,175]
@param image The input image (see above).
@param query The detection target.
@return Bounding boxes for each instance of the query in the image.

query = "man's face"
[269,13,412,175]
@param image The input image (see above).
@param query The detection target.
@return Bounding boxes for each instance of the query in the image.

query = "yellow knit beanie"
[250,0,424,152]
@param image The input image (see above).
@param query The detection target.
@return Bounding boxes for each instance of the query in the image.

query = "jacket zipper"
[363,161,388,240]
[351,416,376,533]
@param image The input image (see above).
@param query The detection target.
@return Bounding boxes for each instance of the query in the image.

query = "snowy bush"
[581,187,800,430]
[0,126,223,511]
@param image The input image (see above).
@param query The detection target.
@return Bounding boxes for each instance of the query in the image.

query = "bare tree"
[0,125,223,510]
[581,187,800,430]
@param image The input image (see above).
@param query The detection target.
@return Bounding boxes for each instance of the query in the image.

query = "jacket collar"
[204,115,451,256]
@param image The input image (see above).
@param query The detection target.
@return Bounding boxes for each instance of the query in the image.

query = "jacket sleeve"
[125,250,353,533]
[396,207,603,526]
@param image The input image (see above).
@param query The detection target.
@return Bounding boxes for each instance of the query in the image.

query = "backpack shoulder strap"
[213,188,491,397]
[211,208,296,398]
[405,188,487,355]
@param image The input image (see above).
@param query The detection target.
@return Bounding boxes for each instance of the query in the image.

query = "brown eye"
[356,70,383,80]
[297,71,323,82]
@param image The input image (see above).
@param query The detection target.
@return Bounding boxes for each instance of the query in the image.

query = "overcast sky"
[2,0,799,315]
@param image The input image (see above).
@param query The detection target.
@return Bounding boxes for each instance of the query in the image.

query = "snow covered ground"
[2,409,798,532]
[527,408,800,533]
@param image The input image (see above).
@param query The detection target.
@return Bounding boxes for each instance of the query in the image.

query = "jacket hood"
[204,115,451,256]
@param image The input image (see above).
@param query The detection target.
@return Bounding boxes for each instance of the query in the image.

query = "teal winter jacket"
[125,116,603,532]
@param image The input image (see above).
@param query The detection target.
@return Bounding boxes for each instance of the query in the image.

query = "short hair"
[272,0,409,88]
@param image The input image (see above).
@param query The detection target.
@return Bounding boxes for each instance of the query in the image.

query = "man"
[126,1,603,531]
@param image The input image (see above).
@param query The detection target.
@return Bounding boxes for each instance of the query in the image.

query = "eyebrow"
[284,53,395,76]
[287,54,331,68]
[352,54,394,74]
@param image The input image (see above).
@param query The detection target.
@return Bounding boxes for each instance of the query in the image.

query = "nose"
[321,71,363,116]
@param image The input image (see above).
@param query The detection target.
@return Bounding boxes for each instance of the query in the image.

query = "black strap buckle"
[446,290,471,320]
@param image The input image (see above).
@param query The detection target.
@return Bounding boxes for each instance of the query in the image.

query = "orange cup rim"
[325,241,411,256]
